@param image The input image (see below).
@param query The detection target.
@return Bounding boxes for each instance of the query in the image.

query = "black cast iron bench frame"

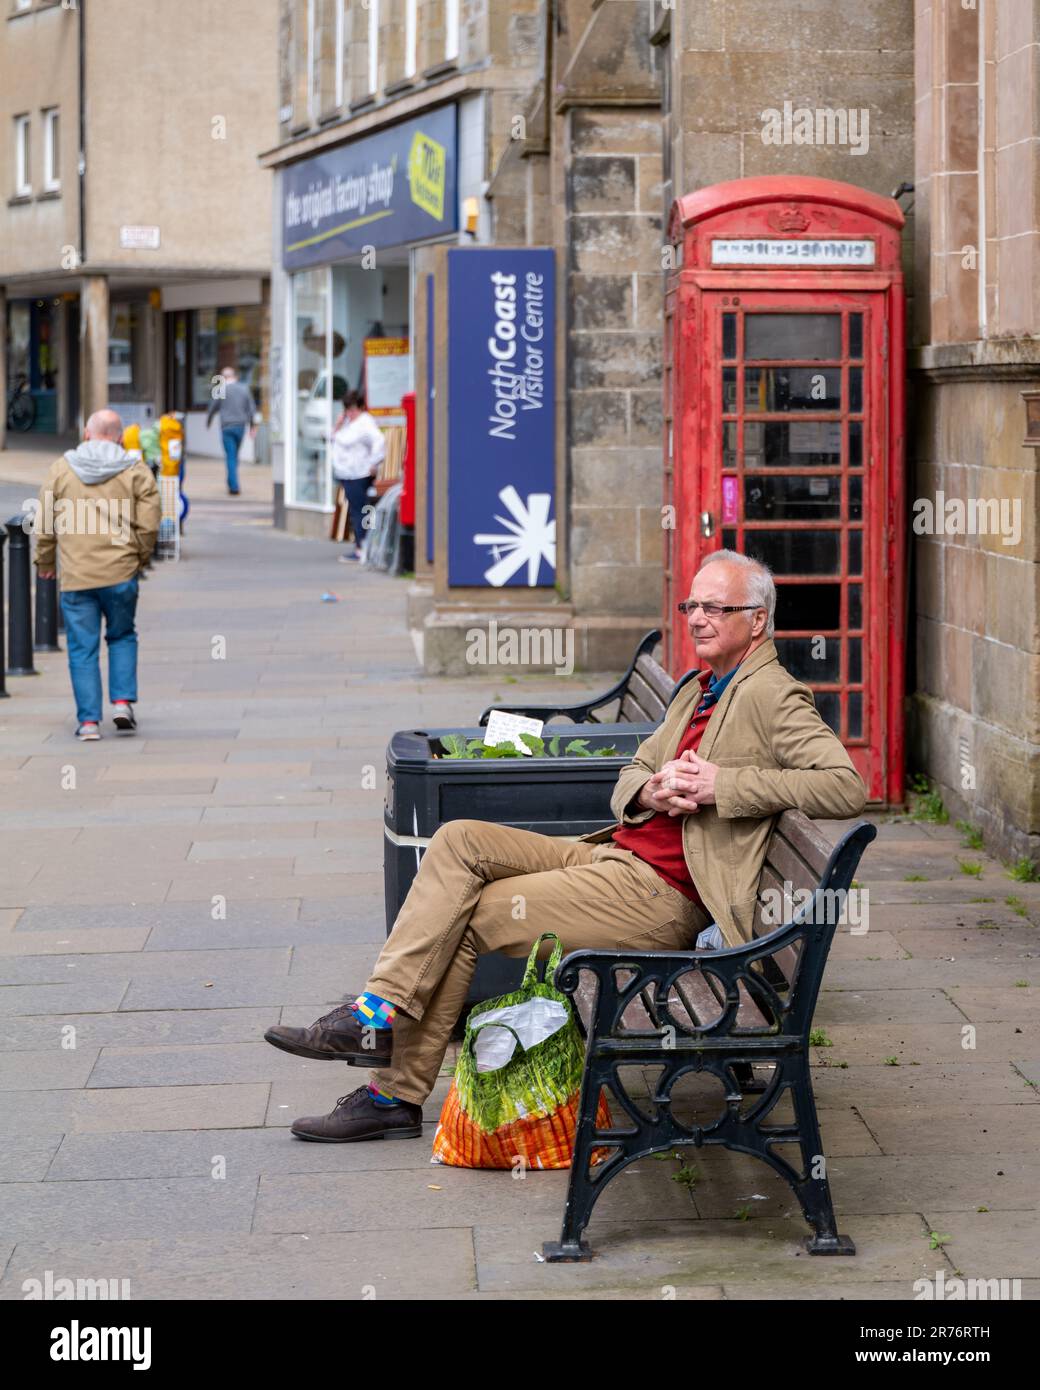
[543,811,876,1261]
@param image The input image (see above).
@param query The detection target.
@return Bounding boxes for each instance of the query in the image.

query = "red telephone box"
[663,176,905,805]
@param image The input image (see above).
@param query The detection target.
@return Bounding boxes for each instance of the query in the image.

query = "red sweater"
[611,669,714,906]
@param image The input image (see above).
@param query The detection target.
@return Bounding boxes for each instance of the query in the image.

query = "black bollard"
[35,567,61,652]
[5,514,37,676]
[0,525,8,698]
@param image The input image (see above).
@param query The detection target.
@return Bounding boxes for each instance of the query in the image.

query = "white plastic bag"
[468,996,570,1072]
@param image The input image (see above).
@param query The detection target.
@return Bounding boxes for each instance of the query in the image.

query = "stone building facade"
[908,0,1040,860]
[263,0,1038,856]
[0,0,277,456]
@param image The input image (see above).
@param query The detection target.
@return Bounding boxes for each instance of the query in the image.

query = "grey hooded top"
[63,440,138,485]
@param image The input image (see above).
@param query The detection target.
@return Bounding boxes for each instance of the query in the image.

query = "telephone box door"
[683,289,889,799]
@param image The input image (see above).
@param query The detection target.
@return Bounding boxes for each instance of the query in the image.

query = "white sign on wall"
[120,225,161,250]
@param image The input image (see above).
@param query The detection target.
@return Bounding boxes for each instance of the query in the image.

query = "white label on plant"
[483,710,545,755]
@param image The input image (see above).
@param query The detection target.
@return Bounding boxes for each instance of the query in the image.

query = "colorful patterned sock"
[351,991,397,1029]
[367,1082,402,1107]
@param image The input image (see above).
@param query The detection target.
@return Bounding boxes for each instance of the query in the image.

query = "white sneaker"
[112,702,137,732]
[77,722,101,741]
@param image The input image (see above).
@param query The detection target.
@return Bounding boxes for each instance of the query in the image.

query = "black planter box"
[383,722,656,1021]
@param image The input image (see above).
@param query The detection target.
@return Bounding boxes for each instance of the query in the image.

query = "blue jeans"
[222,424,245,492]
[60,578,139,725]
[340,475,372,551]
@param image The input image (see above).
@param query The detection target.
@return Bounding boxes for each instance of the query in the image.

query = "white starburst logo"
[472,485,556,586]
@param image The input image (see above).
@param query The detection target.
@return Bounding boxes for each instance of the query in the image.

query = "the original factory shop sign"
[282,106,457,270]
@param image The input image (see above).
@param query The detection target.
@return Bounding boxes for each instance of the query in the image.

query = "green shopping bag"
[431,931,612,1169]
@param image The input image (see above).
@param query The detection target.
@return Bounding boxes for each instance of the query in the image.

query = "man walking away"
[35,409,161,741]
[206,366,256,495]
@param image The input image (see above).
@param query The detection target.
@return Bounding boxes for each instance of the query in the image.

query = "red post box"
[663,176,905,805]
[400,390,416,529]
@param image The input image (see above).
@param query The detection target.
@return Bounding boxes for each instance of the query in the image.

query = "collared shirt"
[611,661,740,902]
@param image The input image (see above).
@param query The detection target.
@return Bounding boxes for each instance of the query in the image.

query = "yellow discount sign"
[408,130,446,221]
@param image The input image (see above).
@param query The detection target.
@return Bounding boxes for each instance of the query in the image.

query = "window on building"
[335,0,345,107]
[405,0,417,78]
[368,0,379,94]
[445,0,459,61]
[190,306,263,411]
[14,115,31,197]
[42,108,59,192]
[307,0,318,124]
[108,302,147,402]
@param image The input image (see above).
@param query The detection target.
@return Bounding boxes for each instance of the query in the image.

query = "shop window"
[108,302,147,402]
[190,306,262,410]
[292,268,332,508]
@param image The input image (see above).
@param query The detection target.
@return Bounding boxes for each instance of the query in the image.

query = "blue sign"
[282,106,457,270]
[446,248,556,587]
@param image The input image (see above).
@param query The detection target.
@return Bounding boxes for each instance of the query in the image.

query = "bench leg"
[786,1057,856,1256]
[542,1083,605,1262]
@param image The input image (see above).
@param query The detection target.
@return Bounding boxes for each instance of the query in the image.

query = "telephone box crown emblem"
[771,205,811,233]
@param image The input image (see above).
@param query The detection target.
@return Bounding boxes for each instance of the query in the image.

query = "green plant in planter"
[438,733,620,760]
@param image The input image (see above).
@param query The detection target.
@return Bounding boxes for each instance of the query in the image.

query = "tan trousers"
[365,819,709,1106]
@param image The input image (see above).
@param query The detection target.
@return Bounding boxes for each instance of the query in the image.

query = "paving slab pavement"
[1,449,1038,1300]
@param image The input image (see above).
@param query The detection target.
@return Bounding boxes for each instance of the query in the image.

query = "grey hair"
[697,549,776,637]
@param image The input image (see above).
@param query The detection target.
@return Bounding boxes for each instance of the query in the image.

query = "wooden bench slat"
[627,665,670,716]
[775,815,834,876]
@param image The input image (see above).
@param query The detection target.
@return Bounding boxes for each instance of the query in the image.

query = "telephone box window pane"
[747,529,840,574]
[849,313,864,359]
[722,367,738,412]
[848,692,863,738]
[845,583,862,628]
[744,474,841,520]
[775,582,841,629]
[814,691,841,734]
[762,420,842,467]
[848,583,862,628]
[775,637,841,682]
[723,421,738,468]
[744,366,841,412]
[721,528,737,550]
[849,637,862,684]
[848,420,862,467]
[849,530,863,574]
[722,313,737,359]
[849,475,863,520]
[849,366,863,412]
[745,313,841,361]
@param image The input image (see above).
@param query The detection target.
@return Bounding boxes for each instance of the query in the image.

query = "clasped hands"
[636,749,719,816]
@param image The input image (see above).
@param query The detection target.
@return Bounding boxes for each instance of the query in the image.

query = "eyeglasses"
[677,601,761,619]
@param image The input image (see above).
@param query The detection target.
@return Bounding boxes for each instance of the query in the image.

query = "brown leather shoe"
[291,1085,423,1142]
[263,1001,393,1066]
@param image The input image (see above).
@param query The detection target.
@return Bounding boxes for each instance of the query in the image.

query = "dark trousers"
[339,476,371,550]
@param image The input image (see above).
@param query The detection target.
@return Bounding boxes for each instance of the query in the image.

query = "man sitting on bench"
[264,549,867,1142]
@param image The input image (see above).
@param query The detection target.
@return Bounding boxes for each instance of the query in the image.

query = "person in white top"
[330,389,387,562]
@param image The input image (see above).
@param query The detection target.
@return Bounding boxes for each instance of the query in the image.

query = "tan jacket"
[34,454,161,592]
[579,639,867,947]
